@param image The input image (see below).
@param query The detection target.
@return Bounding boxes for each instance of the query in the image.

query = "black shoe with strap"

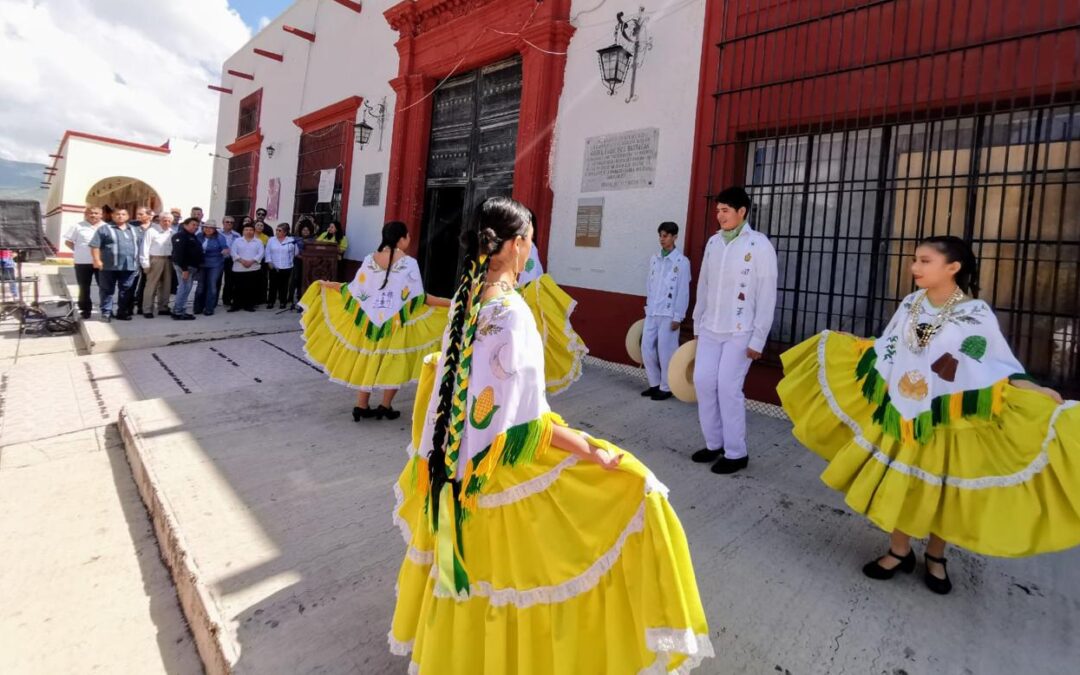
[923,553,953,595]
[375,405,401,421]
[352,406,374,422]
[862,548,916,580]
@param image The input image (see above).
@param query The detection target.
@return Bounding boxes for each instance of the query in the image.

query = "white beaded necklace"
[903,287,966,354]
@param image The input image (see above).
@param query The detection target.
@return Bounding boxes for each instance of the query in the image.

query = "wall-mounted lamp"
[596,6,652,103]
[266,143,277,158]
[354,97,387,150]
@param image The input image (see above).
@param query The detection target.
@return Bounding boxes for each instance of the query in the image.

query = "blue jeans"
[99,269,137,317]
[173,265,195,315]
[194,265,224,314]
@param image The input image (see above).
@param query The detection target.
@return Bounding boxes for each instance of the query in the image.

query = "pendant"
[915,322,934,344]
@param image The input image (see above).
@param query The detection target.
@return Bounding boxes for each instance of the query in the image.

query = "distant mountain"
[0,158,48,205]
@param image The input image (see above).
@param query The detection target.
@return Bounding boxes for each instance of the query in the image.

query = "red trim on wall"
[382,0,575,264]
[208,85,234,94]
[333,0,363,13]
[283,25,316,42]
[254,48,284,62]
[54,251,74,259]
[44,204,89,217]
[226,130,263,155]
[48,154,63,159]
[293,96,364,230]
[54,130,171,158]
[227,69,255,80]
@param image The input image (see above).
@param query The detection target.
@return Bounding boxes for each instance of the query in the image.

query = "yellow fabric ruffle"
[778,331,1080,557]
[520,274,588,395]
[299,282,448,391]
[391,356,712,674]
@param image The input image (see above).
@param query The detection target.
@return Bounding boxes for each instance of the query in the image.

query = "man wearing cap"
[193,219,230,316]
[140,212,174,317]
[63,206,104,318]
[690,186,778,475]
[89,208,140,322]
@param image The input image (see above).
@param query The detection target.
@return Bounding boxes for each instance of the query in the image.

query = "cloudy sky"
[0,0,292,163]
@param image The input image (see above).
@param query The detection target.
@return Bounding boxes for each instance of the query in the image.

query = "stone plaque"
[575,197,604,248]
[581,127,659,192]
[363,173,382,207]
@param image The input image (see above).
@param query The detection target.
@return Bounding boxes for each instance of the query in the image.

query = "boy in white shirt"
[691,187,778,474]
[641,221,691,401]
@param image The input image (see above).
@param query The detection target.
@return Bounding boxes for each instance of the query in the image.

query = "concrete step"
[117,361,1080,674]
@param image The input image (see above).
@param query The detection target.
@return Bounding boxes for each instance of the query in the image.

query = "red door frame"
[226,88,265,219]
[382,0,574,265]
[292,95,364,231]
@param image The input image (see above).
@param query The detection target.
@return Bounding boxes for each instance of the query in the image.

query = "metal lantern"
[354,120,374,147]
[597,43,632,95]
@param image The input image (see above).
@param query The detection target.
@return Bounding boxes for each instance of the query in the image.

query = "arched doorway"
[85,176,163,217]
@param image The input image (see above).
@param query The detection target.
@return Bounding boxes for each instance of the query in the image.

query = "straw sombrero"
[668,339,697,403]
[625,318,645,364]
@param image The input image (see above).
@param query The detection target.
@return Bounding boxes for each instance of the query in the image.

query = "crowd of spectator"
[63,205,342,323]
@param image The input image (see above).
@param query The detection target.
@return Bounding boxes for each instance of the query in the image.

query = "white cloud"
[0,0,252,163]
[258,15,272,30]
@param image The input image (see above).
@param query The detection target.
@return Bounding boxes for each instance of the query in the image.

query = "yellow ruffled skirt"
[519,274,588,395]
[390,357,712,674]
[778,330,1080,557]
[299,282,448,391]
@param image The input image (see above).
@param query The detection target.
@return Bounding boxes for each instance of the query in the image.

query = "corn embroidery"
[469,386,500,429]
[401,286,411,301]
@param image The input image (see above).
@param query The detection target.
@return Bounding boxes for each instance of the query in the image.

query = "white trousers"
[694,333,753,459]
[642,315,680,391]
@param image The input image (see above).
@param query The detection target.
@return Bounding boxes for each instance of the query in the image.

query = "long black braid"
[377,221,410,290]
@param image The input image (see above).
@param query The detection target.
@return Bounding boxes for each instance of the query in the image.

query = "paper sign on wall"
[266,178,281,220]
[317,168,337,203]
[575,197,604,248]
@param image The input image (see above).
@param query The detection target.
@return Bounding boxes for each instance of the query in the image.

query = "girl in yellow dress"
[390,197,712,673]
[778,235,1078,594]
[517,210,588,395]
[299,221,450,421]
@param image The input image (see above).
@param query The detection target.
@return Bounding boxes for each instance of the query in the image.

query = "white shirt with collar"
[692,223,778,352]
[139,224,174,267]
[63,220,101,265]
[645,247,691,321]
[264,236,298,269]
[231,237,265,272]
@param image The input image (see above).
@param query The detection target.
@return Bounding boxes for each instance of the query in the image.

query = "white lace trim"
[387,634,412,656]
[429,500,645,607]
[393,482,434,565]
[638,630,716,675]
[478,455,580,508]
[816,330,1078,489]
[526,277,588,396]
[305,286,443,357]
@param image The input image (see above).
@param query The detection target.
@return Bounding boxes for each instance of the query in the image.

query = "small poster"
[575,197,604,248]
[266,178,281,220]
[317,168,337,203]
[363,173,382,207]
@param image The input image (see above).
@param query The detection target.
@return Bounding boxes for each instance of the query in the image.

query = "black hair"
[918,235,980,297]
[181,217,200,228]
[525,208,540,241]
[323,220,343,242]
[714,186,752,213]
[376,221,410,290]
[298,222,314,237]
[241,222,255,232]
[255,208,267,216]
[427,196,532,528]
[658,221,679,236]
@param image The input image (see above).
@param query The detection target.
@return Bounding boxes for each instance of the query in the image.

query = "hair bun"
[478,227,501,255]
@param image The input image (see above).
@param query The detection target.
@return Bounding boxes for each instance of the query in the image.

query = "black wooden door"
[419,56,522,297]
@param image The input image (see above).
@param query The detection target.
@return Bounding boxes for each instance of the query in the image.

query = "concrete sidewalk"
[118,360,1080,675]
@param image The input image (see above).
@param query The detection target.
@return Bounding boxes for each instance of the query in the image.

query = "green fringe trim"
[462,416,549,500]
[855,346,1001,445]
[339,285,427,341]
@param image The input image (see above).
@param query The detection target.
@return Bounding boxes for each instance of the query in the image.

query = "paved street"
[2,266,1078,674]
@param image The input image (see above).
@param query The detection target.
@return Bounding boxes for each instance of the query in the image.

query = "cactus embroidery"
[469,387,500,430]
[960,335,988,362]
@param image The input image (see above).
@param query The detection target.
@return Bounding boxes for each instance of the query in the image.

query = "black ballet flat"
[641,386,659,397]
[352,406,374,422]
[923,553,953,595]
[375,405,401,421]
[862,548,916,580]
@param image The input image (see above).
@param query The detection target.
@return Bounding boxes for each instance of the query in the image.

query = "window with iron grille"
[293,121,350,231]
[225,151,255,219]
[237,90,262,138]
[746,106,1079,393]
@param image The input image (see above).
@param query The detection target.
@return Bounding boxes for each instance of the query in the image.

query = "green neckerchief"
[720,222,746,243]
[660,248,673,257]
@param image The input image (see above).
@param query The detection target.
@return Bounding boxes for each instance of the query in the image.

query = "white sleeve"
[63,224,77,244]
[749,238,778,353]
[691,247,709,335]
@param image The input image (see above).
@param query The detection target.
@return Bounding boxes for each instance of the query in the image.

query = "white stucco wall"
[547,0,706,296]
[42,135,213,251]
[210,0,400,262]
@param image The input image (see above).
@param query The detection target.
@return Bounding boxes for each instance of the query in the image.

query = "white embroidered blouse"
[346,254,425,327]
